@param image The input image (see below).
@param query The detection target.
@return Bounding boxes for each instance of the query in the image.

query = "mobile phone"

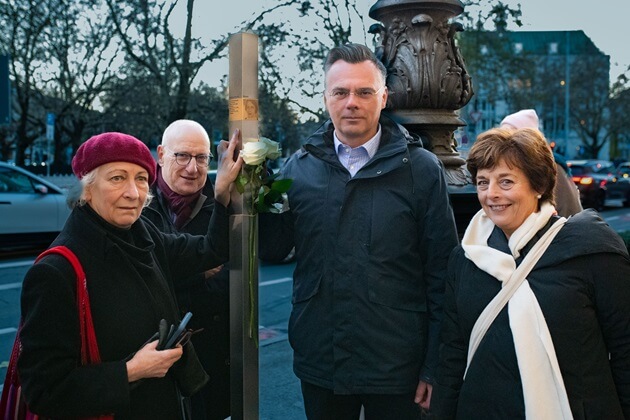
[164,312,193,349]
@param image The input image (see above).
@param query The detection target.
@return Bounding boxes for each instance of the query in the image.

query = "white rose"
[260,137,282,160]
[241,141,268,165]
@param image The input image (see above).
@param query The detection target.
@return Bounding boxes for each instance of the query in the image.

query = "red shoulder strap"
[36,246,101,365]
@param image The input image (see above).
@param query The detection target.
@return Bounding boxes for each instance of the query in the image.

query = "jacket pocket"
[292,273,321,304]
[367,274,426,312]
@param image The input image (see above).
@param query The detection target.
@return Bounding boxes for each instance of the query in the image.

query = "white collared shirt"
[333,125,382,177]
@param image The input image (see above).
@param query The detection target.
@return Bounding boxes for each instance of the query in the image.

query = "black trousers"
[300,381,422,420]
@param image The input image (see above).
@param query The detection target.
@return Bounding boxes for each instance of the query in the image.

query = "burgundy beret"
[72,132,156,184]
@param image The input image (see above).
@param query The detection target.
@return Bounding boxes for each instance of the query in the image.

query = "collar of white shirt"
[333,125,382,176]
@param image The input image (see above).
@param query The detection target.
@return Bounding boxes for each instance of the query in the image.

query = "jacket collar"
[302,115,419,171]
[61,205,156,260]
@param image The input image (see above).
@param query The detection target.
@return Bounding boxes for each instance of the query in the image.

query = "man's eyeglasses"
[165,148,213,167]
[326,86,385,101]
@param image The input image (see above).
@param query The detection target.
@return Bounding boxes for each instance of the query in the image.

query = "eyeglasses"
[165,148,213,167]
[326,86,385,101]
[175,328,204,347]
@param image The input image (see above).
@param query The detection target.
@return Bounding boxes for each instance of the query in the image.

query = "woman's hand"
[125,340,183,382]
[214,129,244,207]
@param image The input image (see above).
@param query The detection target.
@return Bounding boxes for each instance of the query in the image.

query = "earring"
[536,194,542,199]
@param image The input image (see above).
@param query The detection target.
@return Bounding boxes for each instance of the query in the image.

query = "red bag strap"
[0,321,23,412]
[0,247,112,419]
[35,246,101,365]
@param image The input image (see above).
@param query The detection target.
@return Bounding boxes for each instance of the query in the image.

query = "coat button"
[403,157,409,163]
[376,170,382,175]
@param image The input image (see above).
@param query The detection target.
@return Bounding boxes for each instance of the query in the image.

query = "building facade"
[457,30,612,160]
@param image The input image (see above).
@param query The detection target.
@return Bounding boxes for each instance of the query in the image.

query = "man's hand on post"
[215,129,243,207]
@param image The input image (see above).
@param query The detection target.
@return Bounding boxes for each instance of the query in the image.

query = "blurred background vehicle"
[0,162,71,252]
[567,159,630,210]
[615,162,630,178]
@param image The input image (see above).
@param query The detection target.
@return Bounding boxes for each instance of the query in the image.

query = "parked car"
[616,162,630,178]
[566,159,630,210]
[0,162,72,251]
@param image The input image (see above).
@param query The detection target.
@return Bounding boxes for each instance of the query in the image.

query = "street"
[0,253,305,419]
[1,206,629,418]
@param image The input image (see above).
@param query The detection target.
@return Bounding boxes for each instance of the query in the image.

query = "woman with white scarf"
[430,128,630,419]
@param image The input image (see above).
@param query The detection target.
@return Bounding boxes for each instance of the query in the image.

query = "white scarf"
[461,202,573,419]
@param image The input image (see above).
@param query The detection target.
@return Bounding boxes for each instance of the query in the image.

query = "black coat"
[18,202,229,419]
[260,116,459,394]
[143,175,231,419]
[431,210,630,419]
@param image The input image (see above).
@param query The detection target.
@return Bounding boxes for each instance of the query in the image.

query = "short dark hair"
[467,128,557,205]
[324,43,387,84]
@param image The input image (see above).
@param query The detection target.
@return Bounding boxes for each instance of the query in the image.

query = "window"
[513,43,523,54]
[0,168,36,193]
[549,42,558,54]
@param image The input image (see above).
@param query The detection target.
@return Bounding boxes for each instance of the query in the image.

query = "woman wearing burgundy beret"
[17,131,242,419]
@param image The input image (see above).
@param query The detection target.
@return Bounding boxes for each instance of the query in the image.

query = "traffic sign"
[46,113,55,141]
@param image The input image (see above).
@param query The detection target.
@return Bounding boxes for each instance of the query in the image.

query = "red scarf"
[156,167,202,229]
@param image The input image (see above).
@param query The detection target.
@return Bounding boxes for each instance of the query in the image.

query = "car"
[0,162,72,252]
[566,159,630,210]
[616,162,630,178]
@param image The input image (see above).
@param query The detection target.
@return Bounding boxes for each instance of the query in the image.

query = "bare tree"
[609,68,630,159]
[41,0,121,169]
[567,57,614,158]
[0,0,62,165]
[105,0,233,124]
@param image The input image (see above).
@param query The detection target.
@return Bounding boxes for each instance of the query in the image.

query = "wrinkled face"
[475,160,541,238]
[324,60,387,148]
[158,129,210,196]
[85,162,150,229]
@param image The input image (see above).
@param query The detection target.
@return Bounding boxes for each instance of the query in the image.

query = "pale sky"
[501,0,629,82]
[180,0,628,88]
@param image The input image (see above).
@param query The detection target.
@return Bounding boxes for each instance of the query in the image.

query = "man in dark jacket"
[260,44,458,419]
[142,119,230,420]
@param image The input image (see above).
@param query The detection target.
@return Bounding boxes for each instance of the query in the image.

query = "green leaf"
[262,172,281,183]
[270,178,292,193]
[264,189,282,204]
[235,175,247,194]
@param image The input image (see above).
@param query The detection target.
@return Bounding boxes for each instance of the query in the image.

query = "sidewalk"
[260,337,306,420]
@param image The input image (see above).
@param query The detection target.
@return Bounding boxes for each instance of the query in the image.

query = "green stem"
[248,215,258,347]
[245,165,259,347]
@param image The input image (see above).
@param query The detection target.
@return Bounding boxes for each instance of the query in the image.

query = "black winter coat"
[260,116,459,394]
[18,202,229,419]
[431,210,630,419]
[143,175,231,418]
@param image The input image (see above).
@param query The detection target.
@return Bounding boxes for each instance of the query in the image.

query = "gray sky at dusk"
[179,0,628,90]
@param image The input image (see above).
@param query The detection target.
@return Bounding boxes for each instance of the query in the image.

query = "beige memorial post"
[228,31,260,420]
